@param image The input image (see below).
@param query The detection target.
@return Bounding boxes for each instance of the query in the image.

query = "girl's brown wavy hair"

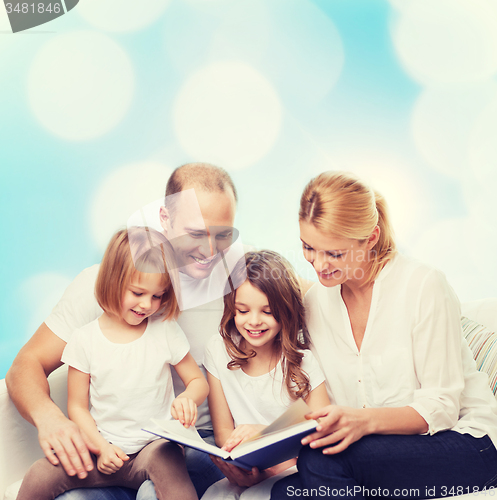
[220,250,311,400]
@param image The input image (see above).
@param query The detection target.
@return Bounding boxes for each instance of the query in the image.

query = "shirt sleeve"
[45,265,102,343]
[300,349,326,391]
[61,328,91,374]
[166,320,191,366]
[203,335,222,379]
[408,268,465,434]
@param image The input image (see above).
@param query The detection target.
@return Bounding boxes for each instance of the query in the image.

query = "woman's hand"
[210,455,268,487]
[222,424,266,452]
[171,396,198,428]
[302,405,372,454]
[97,443,129,474]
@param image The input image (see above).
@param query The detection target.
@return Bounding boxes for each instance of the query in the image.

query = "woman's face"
[299,220,376,288]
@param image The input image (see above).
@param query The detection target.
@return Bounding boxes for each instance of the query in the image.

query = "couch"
[1,298,496,500]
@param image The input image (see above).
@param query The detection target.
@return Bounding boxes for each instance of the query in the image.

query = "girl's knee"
[23,457,62,483]
[147,441,184,465]
[18,458,65,499]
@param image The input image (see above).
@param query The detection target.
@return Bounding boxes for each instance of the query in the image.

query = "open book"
[142,399,317,470]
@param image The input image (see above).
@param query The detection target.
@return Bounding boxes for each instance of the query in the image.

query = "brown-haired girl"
[17,227,208,500]
[204,250,329,497]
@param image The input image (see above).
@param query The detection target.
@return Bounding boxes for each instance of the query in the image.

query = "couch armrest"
[0,365,68,498]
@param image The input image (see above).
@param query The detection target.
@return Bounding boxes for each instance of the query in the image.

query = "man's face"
[160,188,237,280]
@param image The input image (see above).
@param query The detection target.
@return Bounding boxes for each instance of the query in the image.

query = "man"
[6,162,238,499]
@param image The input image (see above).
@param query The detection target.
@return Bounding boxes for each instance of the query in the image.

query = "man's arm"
[5,322,97,479]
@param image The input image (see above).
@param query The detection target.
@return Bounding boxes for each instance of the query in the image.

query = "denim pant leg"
[271,432,497,499]
[136,430,225,500]
[56,487,136,500]
[188,430,226,498]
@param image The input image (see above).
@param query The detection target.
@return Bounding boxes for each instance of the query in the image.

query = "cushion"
[461,317,497,395]
[3,479,22,500]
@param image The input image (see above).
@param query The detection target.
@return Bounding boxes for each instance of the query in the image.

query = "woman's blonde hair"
[299,171,396,284]
[95,227,180,321]
[220,250,311,401]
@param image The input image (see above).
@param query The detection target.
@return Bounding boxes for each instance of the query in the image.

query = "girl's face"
[121,273,166,326]
[234,281,281,351]
[299,220,377,288]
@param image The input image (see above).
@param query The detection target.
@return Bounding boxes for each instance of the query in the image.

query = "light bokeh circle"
[90,162,172,252]
[309,152,429,248]
[173,62,282,170]
[392,0,497,84]
[262,0,344,105]
[77,0,171,32]
[469,97,497,193]
[28,31,134,141]
[411,82,497,179]
[387,0,413,11]
[412,217,497,302]
[204,0,344,105]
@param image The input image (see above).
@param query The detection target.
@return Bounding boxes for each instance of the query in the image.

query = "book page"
[148,419,230,458]
[230,419,317,458]
[153,419,205,442]
[244,399,312,442]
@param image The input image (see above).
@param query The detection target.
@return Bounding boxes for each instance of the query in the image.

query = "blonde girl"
[205,250,330,495]
[17,227,208,500]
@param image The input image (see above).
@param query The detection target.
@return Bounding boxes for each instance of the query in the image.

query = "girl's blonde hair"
[220,250,311,401]
[299,171,396,285]
[95,227,180,321]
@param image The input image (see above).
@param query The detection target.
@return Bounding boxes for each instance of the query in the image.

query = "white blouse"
[305,253,497,447]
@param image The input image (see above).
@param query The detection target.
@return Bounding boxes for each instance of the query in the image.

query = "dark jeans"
[271,432,497,499]
[56,430,225,500]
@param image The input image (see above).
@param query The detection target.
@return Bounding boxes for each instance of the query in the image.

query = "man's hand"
[97,443,129,475]
[171,396,197,428]
[38,411,98,478]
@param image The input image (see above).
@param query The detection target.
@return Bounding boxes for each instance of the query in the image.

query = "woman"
[271,171,497,499]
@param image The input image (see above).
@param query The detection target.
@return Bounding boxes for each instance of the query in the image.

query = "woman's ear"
[367,225,380,250]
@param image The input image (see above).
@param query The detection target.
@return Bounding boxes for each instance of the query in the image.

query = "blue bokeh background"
[1,0,497,377]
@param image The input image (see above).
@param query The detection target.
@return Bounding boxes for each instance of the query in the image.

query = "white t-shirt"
[204,335,326,426]
[46,265,223,430]
[305,253,497,447]
[61,317,190,454]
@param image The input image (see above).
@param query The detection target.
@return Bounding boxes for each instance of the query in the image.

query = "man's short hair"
[164,162,237,223]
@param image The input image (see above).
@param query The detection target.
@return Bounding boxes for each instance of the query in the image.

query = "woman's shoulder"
[381,254,458,309]
[382,253,449,288]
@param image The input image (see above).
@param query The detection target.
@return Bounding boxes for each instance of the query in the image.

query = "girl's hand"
[302,405,371,454]
[97,443,129,474]
[222,424,266,452]
[171,396,198,428]
[210,455,267,487]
